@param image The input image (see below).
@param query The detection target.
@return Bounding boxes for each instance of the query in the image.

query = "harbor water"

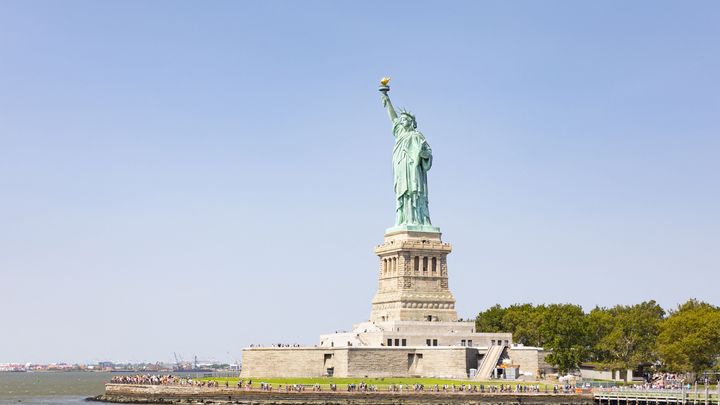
[0,371,212,405]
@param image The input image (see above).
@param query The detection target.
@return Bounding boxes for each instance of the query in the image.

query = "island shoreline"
[91,383,594,404]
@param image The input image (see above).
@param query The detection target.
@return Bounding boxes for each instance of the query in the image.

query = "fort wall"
[240,346,481,379]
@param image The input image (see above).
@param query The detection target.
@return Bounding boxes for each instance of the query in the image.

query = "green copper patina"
[379,79,440,233]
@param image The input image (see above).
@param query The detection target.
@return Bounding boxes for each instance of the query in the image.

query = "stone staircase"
[356,334,370,346]
[474,345,505,380]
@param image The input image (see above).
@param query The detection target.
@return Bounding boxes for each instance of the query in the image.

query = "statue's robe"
[392,118,433,226]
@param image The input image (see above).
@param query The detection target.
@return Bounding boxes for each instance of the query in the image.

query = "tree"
[540,304,589,374]
[476,303,549,346]
[475,304,506,333]
[589,301,665,369]
[503,304,547,346]
[586,306,615,363]
[657,299,720,373]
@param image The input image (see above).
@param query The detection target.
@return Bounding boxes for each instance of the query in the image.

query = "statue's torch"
[379,77,391,94]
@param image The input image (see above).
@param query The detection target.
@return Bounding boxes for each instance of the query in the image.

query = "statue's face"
[400,115,415,129]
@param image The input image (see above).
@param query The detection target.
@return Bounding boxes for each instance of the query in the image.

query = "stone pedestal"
[370,229,458,322]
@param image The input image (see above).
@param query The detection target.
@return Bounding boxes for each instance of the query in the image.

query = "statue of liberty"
[379,78,436,231]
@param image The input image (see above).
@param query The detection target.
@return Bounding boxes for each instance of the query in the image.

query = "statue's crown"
[399,108,415,120]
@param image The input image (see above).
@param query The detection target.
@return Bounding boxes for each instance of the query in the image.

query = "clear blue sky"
[1,1,718,365]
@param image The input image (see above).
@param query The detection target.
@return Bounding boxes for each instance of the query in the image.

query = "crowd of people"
[649,372,687,389]
[110,374,222,387]
[594,372,695,391]
[248,343,302,348]
[347,382,377,392]
[111,375,179,385]
[385,383,568,393]
[600,383,691,392]
[247,382,328,392]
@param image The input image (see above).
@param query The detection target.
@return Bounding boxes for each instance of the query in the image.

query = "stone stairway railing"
[356,334,370,346]
[474,344,504,380]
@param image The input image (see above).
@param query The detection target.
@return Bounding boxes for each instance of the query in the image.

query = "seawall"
[94,384,594,405]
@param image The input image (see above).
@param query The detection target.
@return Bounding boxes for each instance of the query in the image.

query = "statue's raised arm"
[379,77,397,123]
[381,93,397,123]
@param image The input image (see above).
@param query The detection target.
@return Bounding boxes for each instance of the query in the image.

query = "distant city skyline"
[1,1,718,364]
[0,360,238,371]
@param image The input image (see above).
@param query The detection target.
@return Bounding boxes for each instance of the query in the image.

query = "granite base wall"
[241,347,477,378]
